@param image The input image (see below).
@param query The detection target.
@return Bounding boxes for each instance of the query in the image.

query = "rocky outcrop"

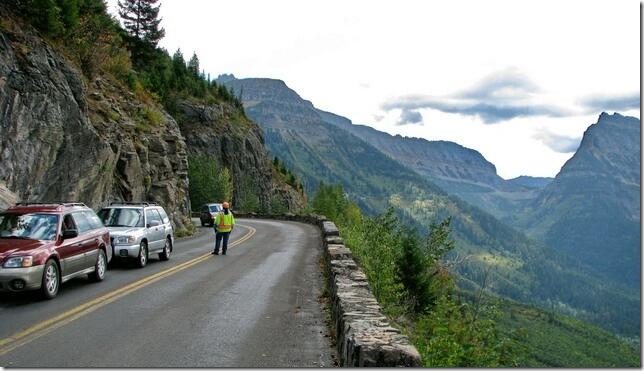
[0,181,18,210]
[175,101,305,212]
[0,9,191,229]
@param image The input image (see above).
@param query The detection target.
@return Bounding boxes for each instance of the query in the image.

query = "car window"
[0,213,58,241]
[62,214,77,232]
[72,212,92,234]
[98,208,144,227]
[209,205,221,212]
[157,208,170,224]
[145,209,162,225]
[83,211,104,230]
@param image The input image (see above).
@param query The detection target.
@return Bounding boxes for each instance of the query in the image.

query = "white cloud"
[533,129,581,153]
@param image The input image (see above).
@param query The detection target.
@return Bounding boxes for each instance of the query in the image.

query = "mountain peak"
[597,111,638,126]
[216,73,236,83]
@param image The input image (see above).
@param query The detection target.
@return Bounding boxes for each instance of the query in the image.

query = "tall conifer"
[117,0,165,46]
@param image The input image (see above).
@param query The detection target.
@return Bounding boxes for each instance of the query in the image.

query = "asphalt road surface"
[0,218,336,367]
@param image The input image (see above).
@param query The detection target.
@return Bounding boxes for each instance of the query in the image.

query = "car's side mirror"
[147,220,161,228]
[62,229,78,239]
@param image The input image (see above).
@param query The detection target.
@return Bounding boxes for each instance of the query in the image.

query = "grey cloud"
[533,130,581,153]
[396,109,423,126]
[458,68,540,101]
[382,95,566,124]
[579,93,640,112]
[381,69,567,124]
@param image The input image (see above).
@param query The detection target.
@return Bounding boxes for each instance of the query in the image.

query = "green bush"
[236,174,261,212]
[188,156,233,210]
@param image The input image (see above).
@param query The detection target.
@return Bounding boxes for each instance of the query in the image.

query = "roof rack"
[109,201,158,207]
[15,202,87,207]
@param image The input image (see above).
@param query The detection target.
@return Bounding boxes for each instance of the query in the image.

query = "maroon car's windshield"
[0,213,59,241]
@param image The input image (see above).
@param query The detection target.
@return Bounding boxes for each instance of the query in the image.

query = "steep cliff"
[175,101,305,212]
[0,7,192,228]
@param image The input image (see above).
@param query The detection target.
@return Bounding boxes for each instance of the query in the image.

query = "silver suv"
[97,202,173,268]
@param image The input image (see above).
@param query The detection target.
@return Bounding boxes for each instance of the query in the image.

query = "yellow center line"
[0,224,256,357]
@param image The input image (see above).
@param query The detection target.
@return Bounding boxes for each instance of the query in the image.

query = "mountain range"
[220,75,640,337]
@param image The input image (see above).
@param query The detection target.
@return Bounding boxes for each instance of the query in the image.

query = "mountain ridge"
[219,75,640,337]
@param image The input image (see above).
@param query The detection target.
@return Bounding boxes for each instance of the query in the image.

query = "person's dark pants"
[214,232,231,254]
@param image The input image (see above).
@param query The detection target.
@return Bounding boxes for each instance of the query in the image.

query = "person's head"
[222,202,229,209]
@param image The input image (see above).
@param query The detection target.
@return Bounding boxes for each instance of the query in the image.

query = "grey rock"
[0,12,191,229]
[322,221,340,236]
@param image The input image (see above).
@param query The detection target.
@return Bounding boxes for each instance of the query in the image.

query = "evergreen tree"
[117,0,165,66]
[187,52,200,77]
[117,0,165,45]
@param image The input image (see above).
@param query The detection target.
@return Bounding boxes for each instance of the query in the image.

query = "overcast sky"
[107,0,640,179]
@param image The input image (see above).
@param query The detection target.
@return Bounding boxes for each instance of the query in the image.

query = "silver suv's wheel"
[136,241,148,268]
[159,238,172,261]
[89,250,107,282]
[41,259,59,299]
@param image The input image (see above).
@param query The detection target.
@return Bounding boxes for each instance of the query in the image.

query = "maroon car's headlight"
[3,256,34,268]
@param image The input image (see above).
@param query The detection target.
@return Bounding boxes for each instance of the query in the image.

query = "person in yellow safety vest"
[212,201,235,255]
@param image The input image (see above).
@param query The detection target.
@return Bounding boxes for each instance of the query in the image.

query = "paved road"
[0,219,335,367]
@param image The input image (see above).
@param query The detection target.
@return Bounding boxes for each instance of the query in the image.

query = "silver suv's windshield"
[0,213,59,241]
[209,205,221,212]
[98,208,144,228]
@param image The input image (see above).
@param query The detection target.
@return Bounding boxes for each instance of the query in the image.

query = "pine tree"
[117,0,165,46]
[187,53,200,77]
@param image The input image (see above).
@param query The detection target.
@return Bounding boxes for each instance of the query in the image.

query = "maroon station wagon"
[0,203,112,299]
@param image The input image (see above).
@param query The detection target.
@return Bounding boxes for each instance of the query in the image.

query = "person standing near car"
[212,201,235,255]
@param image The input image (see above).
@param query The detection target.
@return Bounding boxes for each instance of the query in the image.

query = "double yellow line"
[0,225,256,357]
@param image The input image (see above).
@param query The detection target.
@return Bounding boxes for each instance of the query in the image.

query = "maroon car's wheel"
[89,250,107,282]
[41,259,59,300]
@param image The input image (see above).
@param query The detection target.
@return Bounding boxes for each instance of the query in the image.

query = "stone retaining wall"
[236,213,422,367]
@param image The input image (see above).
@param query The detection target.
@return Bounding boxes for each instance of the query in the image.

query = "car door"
[84,210,111,262]
[145,208,164,251]
[72,212,100,269]
[157,207,173,240]
[201,205,210,224]
[56,214,85,275]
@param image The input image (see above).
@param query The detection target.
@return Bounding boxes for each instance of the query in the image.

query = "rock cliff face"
[175,101,305,212]
[0,8,181,229]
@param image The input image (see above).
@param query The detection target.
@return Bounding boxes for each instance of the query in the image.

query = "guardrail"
[235,212,422,367]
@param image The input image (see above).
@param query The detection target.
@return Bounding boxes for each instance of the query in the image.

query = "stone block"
[322,221,340,236]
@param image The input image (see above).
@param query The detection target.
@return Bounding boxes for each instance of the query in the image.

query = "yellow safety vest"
[214,211,235,233]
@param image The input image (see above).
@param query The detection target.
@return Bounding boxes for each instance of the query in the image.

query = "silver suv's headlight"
[4,256,34,268]
[114,236,136,245]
